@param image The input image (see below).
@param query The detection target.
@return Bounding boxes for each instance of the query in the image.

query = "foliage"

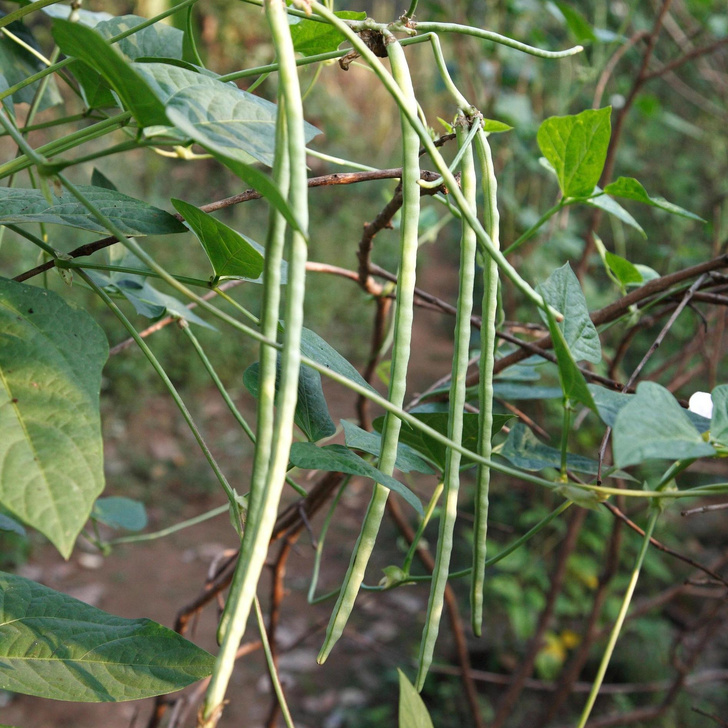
[0,0,727,726]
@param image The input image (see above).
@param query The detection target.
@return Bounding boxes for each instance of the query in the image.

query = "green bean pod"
[202,0,309,722]
[415,120,478,690]
[470,129,500,636]
[317,37,421,664]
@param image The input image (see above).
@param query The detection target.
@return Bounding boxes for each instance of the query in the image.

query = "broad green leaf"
[709,385,728,447]
[300,327,377,395]
[0,571,214,701]
[553,2,598,43]
[0,280,108,558]
[92,497,147,531]
[604,177,705,222]
[0,18,62,110]
[586,188,646,237]
[164,80,320,168]
[52,19,168,126]
[171,199,264,282]
[543,309,597,412]
[398,669,435,728]
[613,382,716,468]
[538,263,601,363]
[95,15,184,60]
[555,484,605,511]
[0,514,25,537]
[501,422,604,475]
[91,168,117,190]
[341,420,435,474]
[69,60,117,109]
[289,11,365,56]
[587,384,631,427]
[289,443,423,516]
[0,186,185,235]
[373,412,512,472]
[537,107,611,197]
[244,362,336,443]
[42,4,113,27]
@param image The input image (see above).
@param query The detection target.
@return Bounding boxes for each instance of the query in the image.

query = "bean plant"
[0,0,726,726]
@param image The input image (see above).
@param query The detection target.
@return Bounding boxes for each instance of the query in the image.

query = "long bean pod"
[201,1,308,722]
[471,128,500,635]
[415,120,478,690]
[317,37,421,664]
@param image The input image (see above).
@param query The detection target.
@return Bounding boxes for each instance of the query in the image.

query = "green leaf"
[52,19,168,126]
[91,168,117,190]
[373,411,512,472]
[92,497,147,531]
[162,77,320,168]
[553,2,598,43]
[543,309,597,412]
[69,60,117,110]
[586,188,646,237]
[482,118,513,133]
[501,422,604,475]
[708,385,728,447]
[95,15,184,61]
[244,362,336,443]
[613,382,716,468]
[587,384,631,427]
[341,420,435,474]
[555,484,605,511]
[171,199,264,282]
[594,236,644,287]
[289,443,423,516]
[0,186,185,236]
[300,327,377,395]
[538,263,601,363]
[0,280,108,558]
[537,107,611,197]
[604,177,706,222]
[289,11,365,56]
[0,571,214,701]
[0,18,62,110]
[398,669,435,728]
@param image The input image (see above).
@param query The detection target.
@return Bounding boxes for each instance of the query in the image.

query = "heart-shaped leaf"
[0,279,108,557]
[537,107,611,197]
[289,443,423,515]
[0,571,214,701]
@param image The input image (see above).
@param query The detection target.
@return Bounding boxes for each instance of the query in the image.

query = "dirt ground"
[1,247,462,728]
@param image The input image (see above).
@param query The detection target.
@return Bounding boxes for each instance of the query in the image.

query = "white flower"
[688,391,713,420]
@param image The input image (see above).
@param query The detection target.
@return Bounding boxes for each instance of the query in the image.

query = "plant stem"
[575,508,659,728]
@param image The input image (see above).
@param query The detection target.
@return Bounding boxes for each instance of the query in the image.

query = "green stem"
[108,504,230,546]
[575,509,659,728]
[79,271,238,509]
[412,22,583,58]
[416,121,478,691]
[317,37,421,665]
[180,320,307,497]
[0,0,65,29]
[560,402,572,479]
[401,482,444,576]
[254,597,296,728]
[503,200,566,255]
